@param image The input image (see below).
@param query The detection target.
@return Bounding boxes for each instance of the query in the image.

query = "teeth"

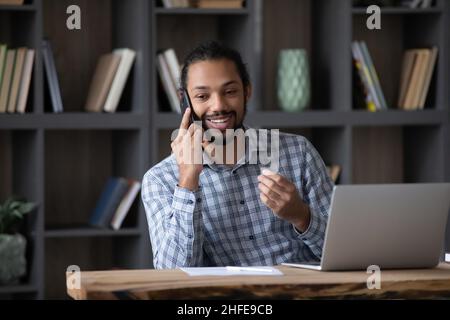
[210,118,228,123]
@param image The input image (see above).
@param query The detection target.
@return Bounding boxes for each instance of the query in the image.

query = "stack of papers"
[180,266,283,276]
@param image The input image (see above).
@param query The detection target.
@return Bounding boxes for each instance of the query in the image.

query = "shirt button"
[187,200,193,204]
[240,200,245,205]
[187,234,193,239]
[197,198,202,203]
[249,235,255,240]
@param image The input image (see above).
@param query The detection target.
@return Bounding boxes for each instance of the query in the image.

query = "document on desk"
[180,266,283,276]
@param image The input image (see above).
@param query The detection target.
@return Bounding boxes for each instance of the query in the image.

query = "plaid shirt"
[142,130,334,269]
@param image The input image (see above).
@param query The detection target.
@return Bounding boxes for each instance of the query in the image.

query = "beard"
[201,102,247,146]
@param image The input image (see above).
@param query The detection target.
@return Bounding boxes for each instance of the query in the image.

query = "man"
[142,41,333,269]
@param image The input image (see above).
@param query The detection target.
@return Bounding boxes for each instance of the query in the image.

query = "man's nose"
[208,93,228,112]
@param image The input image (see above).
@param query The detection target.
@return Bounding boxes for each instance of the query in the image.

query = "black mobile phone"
[180,89,197,124]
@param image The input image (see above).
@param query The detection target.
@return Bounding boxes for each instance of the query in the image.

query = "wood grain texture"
[67,263,450,300]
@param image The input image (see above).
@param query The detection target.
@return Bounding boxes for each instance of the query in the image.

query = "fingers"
[258,180,283,202]
[179,107,192,132]
[258,174,290,197]
[260,169,295,192]
[260,193,278,211]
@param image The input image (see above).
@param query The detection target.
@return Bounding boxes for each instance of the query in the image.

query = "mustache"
[203,111,236,119]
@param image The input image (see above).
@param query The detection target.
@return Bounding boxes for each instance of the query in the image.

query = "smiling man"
[141,41,334,269]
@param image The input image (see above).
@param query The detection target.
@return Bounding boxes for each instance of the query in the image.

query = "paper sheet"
[180,266,283,276]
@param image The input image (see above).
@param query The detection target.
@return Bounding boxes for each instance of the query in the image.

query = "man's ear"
[244,84,252,103]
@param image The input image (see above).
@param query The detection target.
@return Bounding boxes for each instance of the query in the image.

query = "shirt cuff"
[292,207,327,246]
[172,185,203,214]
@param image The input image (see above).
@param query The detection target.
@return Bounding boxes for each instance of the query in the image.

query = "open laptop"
[282,183,450,271]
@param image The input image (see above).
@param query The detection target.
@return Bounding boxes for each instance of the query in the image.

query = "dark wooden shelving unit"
[1,0,449,299]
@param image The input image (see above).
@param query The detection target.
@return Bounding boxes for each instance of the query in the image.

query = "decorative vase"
[277,49,310,112]
[0,234,27,285]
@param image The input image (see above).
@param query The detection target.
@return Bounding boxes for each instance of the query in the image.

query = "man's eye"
[196,95,207,100]
[226,89,237,95]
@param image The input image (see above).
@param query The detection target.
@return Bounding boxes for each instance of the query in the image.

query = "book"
[194,0,243,9]
[0,44,7,96]
[351,42,376,112]
[0,49,15,113]
[397,50,416,109]
[110,179,141,230]
[7,47,26,113]
[84,53,121,112]
[16,49,35,114]
[89,177,130,228]
[359,41,387,110]
[403,49,427,110]
[156,52,181,113]
[42,39,64,112]
[103,48,136,113]
[418,46,438,109]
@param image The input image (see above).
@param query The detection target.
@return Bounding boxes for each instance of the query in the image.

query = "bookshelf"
[0,0,449,299]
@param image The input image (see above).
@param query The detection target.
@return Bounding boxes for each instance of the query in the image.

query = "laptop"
[282,183,450,271]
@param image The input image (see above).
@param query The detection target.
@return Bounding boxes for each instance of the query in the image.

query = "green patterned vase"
[277,49,310,112]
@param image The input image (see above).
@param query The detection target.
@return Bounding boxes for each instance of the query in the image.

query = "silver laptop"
[282,183,450,271]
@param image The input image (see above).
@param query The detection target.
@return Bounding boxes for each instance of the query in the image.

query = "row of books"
[157,48,182,113]
[0,45,34,113]
[89,177,141,230]
[352,40,387,112]
[41,39,136,114]
[84,49,136,113]
[161,0,244,9]
[397,47,437,110]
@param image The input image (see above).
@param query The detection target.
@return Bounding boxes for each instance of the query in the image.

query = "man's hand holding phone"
[172,107,204,191]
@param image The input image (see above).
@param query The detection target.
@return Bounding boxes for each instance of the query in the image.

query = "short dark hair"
[180,40,251,93]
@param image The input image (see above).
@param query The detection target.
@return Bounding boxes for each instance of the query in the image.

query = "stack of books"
[156,48,182,113]
[397,47,438,110]
[84,48,136,113]
[0,44,35,113]
[89,177,141,230]
[352,40,387,112]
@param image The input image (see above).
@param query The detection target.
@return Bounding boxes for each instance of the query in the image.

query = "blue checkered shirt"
[142,131,334,269]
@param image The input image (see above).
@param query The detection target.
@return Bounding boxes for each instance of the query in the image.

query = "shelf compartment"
[42,0,146,113]
[352,12,445,111]
[44,130,143,230]
[352,125,445,184]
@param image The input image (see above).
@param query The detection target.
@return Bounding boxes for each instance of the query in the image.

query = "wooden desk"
[67,263,450,300]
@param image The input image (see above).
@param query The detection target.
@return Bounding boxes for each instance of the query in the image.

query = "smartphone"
[180,88,197,124]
